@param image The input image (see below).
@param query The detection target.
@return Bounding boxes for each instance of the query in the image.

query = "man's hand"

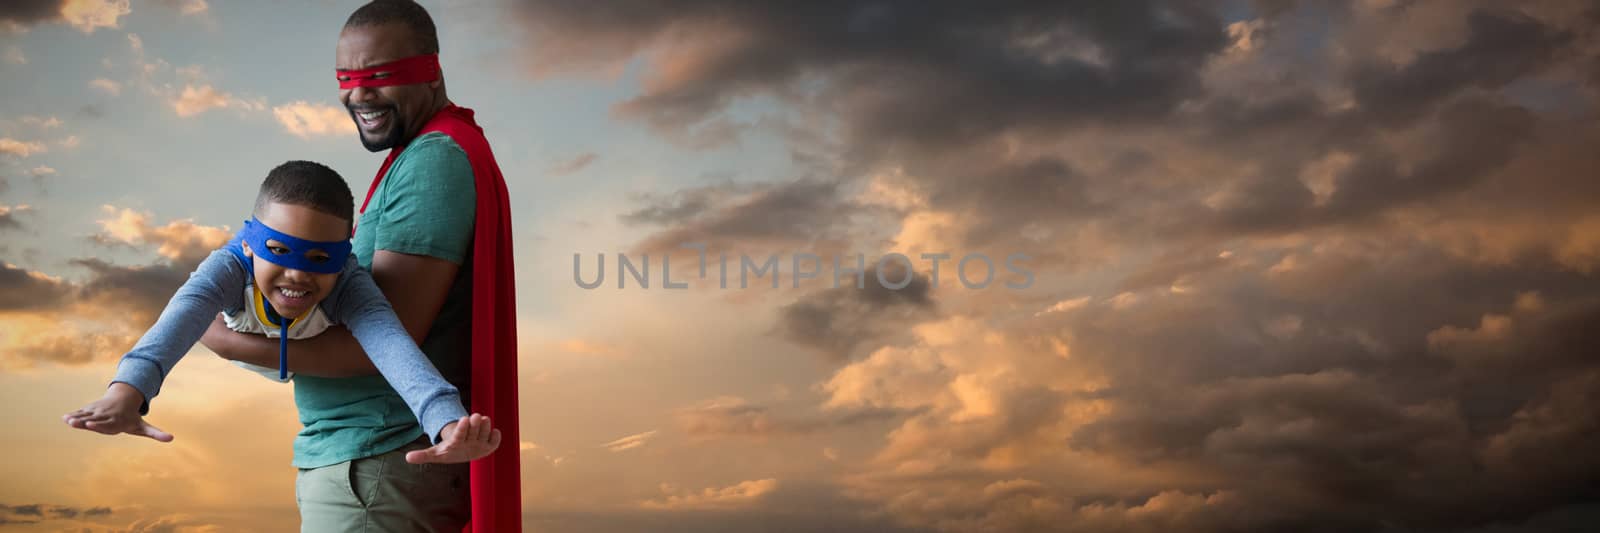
[63,382,174,442]
[405,414,501,464]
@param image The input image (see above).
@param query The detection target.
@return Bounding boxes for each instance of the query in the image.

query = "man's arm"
[200,250,460,378]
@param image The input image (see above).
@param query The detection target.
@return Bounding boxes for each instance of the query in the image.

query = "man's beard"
[351,107,406,152]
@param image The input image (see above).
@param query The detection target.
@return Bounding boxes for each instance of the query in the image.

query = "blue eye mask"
[238,218,351,274]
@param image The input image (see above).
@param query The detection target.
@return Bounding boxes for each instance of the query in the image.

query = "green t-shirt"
[292,132,477,468]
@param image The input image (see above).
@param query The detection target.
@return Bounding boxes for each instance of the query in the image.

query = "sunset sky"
[3,1,1600,532]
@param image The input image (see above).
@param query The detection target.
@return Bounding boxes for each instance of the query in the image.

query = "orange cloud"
[172,85,227,116]
[19,116,62,129]
[178,0,208,16]
[640,478,779,510]
[94,205,231,263]
[600,430,657,452]
[61,0,130,33]
[0,138,47,157]
[272,101,355,139]
[90,78,122,95]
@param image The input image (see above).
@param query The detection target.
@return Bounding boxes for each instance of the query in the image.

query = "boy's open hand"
[63,383,174,442]
[406,414,500,464]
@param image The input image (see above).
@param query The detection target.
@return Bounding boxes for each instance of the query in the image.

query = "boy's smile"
[243,202,349,319]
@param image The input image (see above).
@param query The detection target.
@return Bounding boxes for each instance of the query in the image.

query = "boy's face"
[243,201,348,319]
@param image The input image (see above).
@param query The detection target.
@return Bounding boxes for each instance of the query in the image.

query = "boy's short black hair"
[254,160,354,224]
[344,0,440,56]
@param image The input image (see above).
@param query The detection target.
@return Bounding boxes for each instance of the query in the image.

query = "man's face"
[244,202,347,319]
[336,22,438,152]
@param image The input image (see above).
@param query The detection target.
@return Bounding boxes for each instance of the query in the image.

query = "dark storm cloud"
[775,264,936,362]
[505,1,1600,532]
[0,208,22,230]
[2,219,217,367]
[71,258,194,324]
[677,398,913,439]
[510,0,1233,247]
[623,180,875,256]
[0,0,59,27]
[540,1,1592,253]
[516,1,1223,133]
[0,503,113,523]
[0,260,70,310]
[1059,249,1600,531]
[1348,11,1573,126]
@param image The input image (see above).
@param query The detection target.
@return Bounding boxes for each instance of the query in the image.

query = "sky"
[2,0,1599,531]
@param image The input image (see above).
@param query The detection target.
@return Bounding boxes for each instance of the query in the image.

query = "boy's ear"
[241,241,254,258]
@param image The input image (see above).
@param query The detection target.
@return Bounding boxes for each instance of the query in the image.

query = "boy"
[64,160,498,464]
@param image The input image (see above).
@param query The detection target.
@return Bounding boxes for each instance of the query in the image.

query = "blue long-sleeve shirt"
[110,245,468,447]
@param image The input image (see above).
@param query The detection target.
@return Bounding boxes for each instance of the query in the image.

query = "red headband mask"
[337,53,441,89]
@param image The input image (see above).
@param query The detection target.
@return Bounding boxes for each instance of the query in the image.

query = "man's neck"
[401,98,454,146]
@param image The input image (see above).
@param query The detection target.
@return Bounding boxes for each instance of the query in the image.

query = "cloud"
[547,152,599,176]
[640,478,779,510]
[0,206,229,369]
[166,0,207,16]
[622,180,881,258]
[500,1,1600,528]
[0,502,114,521]
[1035,296,1091,316]
[600,430,658,452]
[90,77,122,95]
[0,1,60,28]
[2,46,24,65]
[775,263,937,361]
[272,101,355,139]
[0,137,47,157]
[675,396,907,440]
[0,205,30,231]
[19,115,61,128]
[113,514,224,533]
[4,2,1598,532]
[29,165,56,177]
[171,84,247,117]
[61,0,130,33]
[93,205,232,265]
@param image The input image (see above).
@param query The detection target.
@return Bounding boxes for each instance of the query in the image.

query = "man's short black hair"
[255,160,355,224]
[344,0,440,56]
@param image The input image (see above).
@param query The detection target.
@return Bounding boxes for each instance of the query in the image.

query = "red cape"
[359,104,522,533]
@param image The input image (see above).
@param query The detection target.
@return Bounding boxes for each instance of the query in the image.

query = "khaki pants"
[296,437,469,533]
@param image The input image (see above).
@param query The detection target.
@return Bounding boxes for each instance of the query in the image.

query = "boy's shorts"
[295,436,469,532]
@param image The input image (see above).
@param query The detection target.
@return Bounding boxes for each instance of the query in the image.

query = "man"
[202,2,521,531]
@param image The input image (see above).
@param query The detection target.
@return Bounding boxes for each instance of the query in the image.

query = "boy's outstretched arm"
[63,382,174,442]
[68,249,244,440]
